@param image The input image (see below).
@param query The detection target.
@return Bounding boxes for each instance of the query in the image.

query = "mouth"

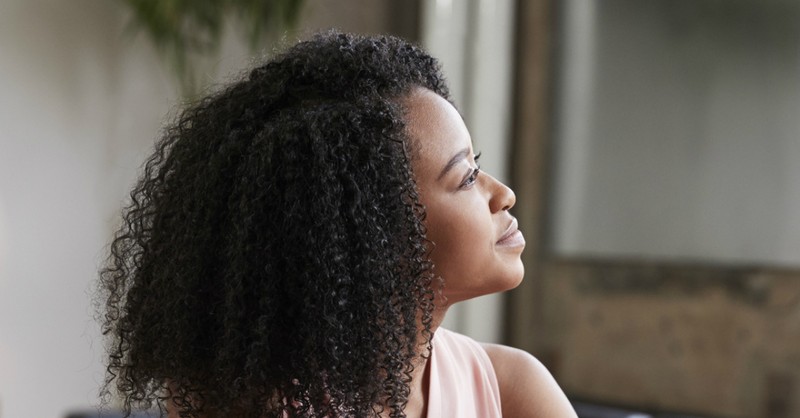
[496,218,525,247]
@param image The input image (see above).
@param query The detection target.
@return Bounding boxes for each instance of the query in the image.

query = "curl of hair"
[99,32,450,418]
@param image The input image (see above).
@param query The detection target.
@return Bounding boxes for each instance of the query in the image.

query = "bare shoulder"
[481,343,578,418]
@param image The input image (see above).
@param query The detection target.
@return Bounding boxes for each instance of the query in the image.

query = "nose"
[487,174,516,213]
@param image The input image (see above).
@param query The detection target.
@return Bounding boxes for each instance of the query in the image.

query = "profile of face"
[405,88,525,306]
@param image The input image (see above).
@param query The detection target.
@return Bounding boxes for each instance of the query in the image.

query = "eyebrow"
[437,147,471,181]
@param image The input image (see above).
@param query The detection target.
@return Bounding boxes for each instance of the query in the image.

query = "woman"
[99,32,576,418]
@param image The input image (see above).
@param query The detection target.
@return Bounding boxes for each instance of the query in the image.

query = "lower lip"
[496,230,525,248]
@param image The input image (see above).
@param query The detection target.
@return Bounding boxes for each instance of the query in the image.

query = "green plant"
[121,0,305,94]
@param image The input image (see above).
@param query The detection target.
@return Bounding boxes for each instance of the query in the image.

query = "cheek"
[424,202,492,278]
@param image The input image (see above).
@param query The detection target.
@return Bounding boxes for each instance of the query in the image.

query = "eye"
[459,151,482,189]
[460,167,481,189]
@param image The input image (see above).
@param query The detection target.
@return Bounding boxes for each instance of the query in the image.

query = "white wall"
[552,0,800,267]
[0,1,253,417]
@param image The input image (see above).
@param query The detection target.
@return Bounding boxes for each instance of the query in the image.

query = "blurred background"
[0,0,798,417]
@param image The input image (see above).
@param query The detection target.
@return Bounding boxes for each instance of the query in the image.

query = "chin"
[504,265,525,291]
[482,263,526,296]
[499,255,525,291]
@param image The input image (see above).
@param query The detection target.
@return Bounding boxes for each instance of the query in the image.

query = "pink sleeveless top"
[426,328,503,417]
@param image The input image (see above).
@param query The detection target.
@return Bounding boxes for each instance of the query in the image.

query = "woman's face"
[405,88,525,305]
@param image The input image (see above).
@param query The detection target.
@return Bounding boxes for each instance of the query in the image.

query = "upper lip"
[497,218,518,243]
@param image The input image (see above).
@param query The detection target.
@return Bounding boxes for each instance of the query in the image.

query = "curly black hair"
[99,32,451,418]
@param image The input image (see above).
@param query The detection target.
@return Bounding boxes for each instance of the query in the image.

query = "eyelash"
[460,152,482,189]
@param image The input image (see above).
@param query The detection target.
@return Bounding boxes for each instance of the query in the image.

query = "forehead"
[402,88,471,179]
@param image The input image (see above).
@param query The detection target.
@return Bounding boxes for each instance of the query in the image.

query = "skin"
[405,88,524,306]
[402,87,578,418]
